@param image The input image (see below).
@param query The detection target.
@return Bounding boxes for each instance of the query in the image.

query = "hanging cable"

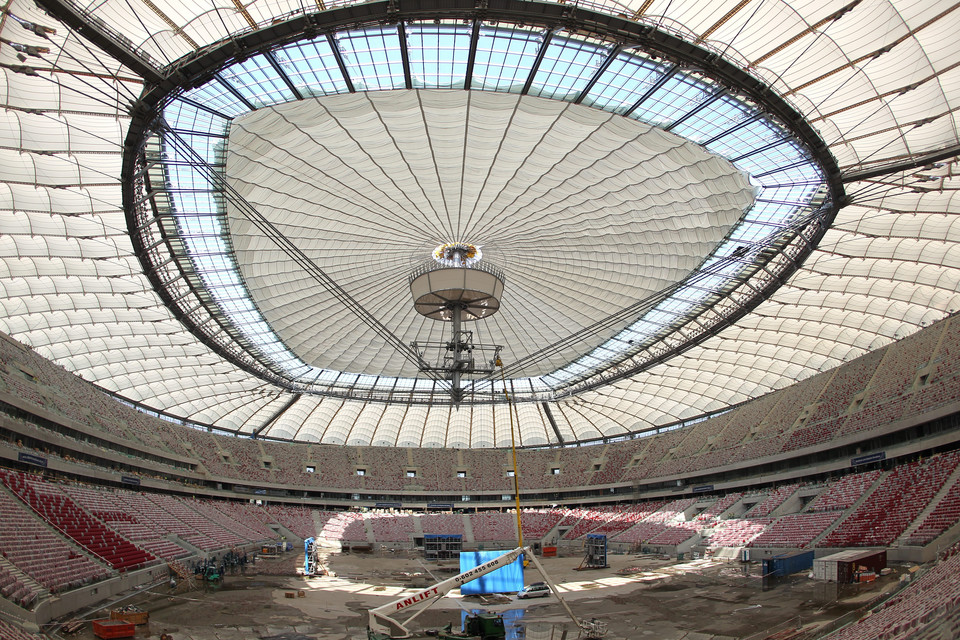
[497,357,524,549]
[489,203,829,384]
[157,121,446,386]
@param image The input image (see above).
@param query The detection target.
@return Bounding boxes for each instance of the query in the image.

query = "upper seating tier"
[0,316,959,496]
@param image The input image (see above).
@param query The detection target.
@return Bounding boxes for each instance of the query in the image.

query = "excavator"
[367,546,607,640]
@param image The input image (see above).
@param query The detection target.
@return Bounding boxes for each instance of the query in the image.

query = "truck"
[366,546,606,640]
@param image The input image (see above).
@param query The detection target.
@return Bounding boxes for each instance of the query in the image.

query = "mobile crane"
[367,546,606,640]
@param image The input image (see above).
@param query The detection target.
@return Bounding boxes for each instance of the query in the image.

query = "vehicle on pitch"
[366,547,605,639]
[517,582,550,599]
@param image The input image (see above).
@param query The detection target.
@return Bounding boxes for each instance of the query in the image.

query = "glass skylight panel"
[164,100,230,133]
[532,378,550,392]
[472,24,543,92]
[354,374,378,387]
[592,346,618,362]
[731,219,772,243]
[669,95,754,144]
[206,271,241,290]
[188,236,224,259]
[583,51,664,113]
[232,309,259,325]
[177,214,217,235]
[250,324,277,340]
[406,22,471,88]
[542,367,575,386]
[732,143,804,178]
[178,83,249,119]
[660,297,695,315]
[688,274,728,295]
[221,299,248,313]
[275,38,349,96]
[334,26,405,91]
[753,161,823,186]
[167,164,205,191]
[760,184,818,207]
[393,377,415,390]
[412,378,435,391]
[630,73,716,127]
[208,254,234,270]
[171,133,223,161]
[707,118,786,159]
[161,128,308,379]
[153,19,832,402]
[220,55,296,108]
[576,354,604,369]
[673,279,714,300]
[529,36,611,101]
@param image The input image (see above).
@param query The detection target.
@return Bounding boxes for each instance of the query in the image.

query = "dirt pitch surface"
[55,548,903,640]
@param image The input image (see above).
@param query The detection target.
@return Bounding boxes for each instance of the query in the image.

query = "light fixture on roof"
[432,242,482,268]
[410,243,505,403]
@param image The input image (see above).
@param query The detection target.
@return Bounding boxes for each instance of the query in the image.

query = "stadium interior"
[1,0,960,638]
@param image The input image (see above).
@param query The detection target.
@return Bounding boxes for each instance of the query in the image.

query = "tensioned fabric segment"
[57,0,959,173]
[161,22,823,398]
[0,0,957,447]
[225,91,755,379]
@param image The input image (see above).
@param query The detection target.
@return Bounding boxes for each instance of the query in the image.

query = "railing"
[806,572,918,640]
[408,259,506,286]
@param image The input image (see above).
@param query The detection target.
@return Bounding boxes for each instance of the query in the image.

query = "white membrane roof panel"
[226,91,753,378]
[0,0,957,446]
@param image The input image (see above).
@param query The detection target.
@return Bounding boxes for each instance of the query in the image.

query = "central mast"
[409,242,505,403]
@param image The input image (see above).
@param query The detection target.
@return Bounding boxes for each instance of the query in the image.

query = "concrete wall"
[31,563,170,626]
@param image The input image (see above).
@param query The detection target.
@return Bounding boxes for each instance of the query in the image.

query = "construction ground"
[49,547,909,640]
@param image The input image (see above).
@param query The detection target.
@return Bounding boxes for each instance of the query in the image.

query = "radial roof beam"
[696,0,752,44]
[752,158,819,180]
[549,218,827,397]
[664,91,724,132]
[214,74,257,111]
[462,19,481,91]
[116,0,845,407]
[623,65,677,117]
[327,33,356,93]
[397,22,413,90]
[749,0,861,67]
[540,402,564,445]
[702,113,764,147]
[521,29,555,96]
[176,96,234,121]
[251,394,301,438]
[730,137,790,163]
[163,128,229,139]
[33,0,164,84]
[783,4,960,98]
[841,143,960,183]
[630,0,655,20]
[264,51,303,101]
[574,45,622,105]
[812,75,954,125]
[158,123,440,381]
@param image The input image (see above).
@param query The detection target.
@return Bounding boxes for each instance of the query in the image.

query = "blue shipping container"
[762,550,814,578]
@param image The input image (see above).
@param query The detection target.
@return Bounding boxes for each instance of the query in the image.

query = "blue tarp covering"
[458,551,524,595]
